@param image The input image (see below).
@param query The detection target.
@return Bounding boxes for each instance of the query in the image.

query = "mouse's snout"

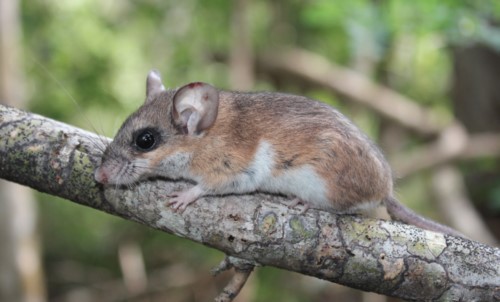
[94,167,109,184]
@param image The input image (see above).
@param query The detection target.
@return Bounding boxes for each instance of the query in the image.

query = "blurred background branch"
[257,48,444,137]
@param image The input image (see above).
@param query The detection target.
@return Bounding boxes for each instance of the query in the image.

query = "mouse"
[94,69,463,238]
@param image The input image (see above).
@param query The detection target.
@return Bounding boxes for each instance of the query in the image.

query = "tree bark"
[0,104,499,301]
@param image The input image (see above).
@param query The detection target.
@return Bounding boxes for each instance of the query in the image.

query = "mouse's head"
[94,70,219,185]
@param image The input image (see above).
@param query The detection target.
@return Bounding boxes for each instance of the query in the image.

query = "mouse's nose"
[94,167,109,184]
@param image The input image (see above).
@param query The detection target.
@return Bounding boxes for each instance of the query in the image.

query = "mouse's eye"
[135,130,156,151]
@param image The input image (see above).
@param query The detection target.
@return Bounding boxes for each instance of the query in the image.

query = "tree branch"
[392,122,500,178]
[431,166,499,246]
[0,104,499,301]
[257,47,445,137]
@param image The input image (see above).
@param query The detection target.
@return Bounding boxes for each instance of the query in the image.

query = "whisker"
[30,56,118,160]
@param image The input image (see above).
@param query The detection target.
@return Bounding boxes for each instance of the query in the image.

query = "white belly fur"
[218,140,331,209]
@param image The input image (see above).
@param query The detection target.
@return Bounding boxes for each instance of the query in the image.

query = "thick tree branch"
[0,104,499,301]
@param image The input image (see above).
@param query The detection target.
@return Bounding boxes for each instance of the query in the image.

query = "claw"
[167,185,205,212]
[287,198,310,214]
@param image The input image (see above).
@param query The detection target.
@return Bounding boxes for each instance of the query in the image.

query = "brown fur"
[95,74,462,238]
[130,90,392,211]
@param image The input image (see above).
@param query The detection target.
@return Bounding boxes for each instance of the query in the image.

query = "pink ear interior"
[172,82,219,135]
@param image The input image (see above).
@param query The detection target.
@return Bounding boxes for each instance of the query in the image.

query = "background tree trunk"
[451,43,500,240]
[451,44,500,133]
[229,0,254,91]
[0,0,46,301]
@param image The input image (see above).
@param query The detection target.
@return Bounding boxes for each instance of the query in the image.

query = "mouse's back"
[199,90,394,212]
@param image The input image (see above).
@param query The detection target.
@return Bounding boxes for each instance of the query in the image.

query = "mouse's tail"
[384,196,466,239]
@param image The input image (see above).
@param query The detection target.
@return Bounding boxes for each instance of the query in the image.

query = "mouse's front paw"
[167,185,205,212]
[287,197,310,214]
[168,191,196,212]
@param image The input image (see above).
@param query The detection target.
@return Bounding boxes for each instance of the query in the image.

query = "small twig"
[213,257,255,302]
[393,122,467,178]
[393,123,500,178]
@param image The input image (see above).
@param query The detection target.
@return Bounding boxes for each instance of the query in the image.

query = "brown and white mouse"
[94,70,463,238]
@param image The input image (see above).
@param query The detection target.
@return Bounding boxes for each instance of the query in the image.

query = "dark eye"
[135,130,156,151]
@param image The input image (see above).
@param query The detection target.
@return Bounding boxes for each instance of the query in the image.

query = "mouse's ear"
[145,69,166,103]
[172,82,219,135]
